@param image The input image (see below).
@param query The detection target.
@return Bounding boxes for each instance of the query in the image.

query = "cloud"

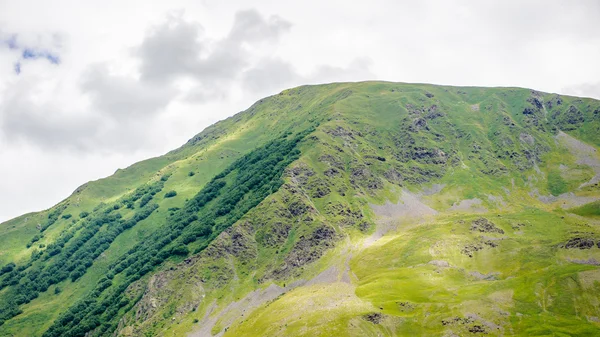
[136,13,205,83]
[81,63,176,118]
[0,0,599,224]
[0,9,302,153]
[0,8,373,156]
[135,9,292,100]
[308,57,374,84]
[241,57,374,94]
[562,82,600,100]
[242,58,299,93]
[0,76,100,151]
[228,9,292,44]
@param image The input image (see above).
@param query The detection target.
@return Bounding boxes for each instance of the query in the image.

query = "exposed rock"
[350,165,383,191]
[226,224,257,260]
[468,325,487,334]
[559,105,585,129]
[429,260,450,268]
[441,316,473,326]
[285,163,315,185]
[470,218,504,234]
[271,225,339,279]
[569,258,600,266]
[545,94,563,109]
[324,167,341,177]
[326,126,356,138]
[325,202,364,228]
[519,133,535,146]
[405,104,444,119]
[527,96,543,110]
[287,200,312,217]
[259,222,291,247]
[319,154,344,170]
[383,168,403,185]
[425,105,444,119]
[409,118,429,132]
[461,239,498,258]
[307,177,331,198]
[364,155,386,162]
[469,271,499,280]
[411,147,447,164]
[397,301,416,312]
[450,199,487,213]
[362,312,383,324]
[562,237,595,249]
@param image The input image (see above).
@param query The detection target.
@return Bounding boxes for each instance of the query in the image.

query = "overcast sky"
[0,0,599,222]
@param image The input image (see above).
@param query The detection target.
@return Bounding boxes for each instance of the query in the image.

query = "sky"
[0,0,599,222]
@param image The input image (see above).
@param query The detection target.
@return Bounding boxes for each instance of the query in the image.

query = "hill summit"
[1,81,600,336]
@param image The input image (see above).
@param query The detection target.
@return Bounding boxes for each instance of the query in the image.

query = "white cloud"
[0,0,599,221]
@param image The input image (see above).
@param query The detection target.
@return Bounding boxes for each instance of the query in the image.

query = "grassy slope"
[1,81,600,336]
[0,84,340,336]
[108,82,600,336]
[220,85,600,336]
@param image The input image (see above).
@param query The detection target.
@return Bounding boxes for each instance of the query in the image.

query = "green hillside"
[1,81,600,336]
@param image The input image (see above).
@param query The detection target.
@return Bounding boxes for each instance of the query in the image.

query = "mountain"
[1,81,600,337]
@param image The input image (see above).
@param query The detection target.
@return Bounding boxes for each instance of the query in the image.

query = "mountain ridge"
[1,81,600,336]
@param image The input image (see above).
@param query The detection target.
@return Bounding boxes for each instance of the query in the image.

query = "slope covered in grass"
[1,81,600,336]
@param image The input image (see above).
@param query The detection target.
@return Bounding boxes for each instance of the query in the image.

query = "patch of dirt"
[556,131,600,188]
[429,260,450,268]
[420,183,446,196]
[189,284,287,337]
[340,253,353,284]
[368,190,438,245]
[192,250,356,336]
[371,190,438,219]
[519,133,535,146]
[304,266,341,286]
[449,198,487,213]
[537,191,599,209]
[569,258,600,266]
[469,271,499,280]
[487,194,506,208]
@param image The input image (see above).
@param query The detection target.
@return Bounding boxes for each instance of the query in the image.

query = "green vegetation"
[1,82,600,336]
[547,169,568,196]
[41,132,308,337]
[164,190,177,198]
[569,200,600,218]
